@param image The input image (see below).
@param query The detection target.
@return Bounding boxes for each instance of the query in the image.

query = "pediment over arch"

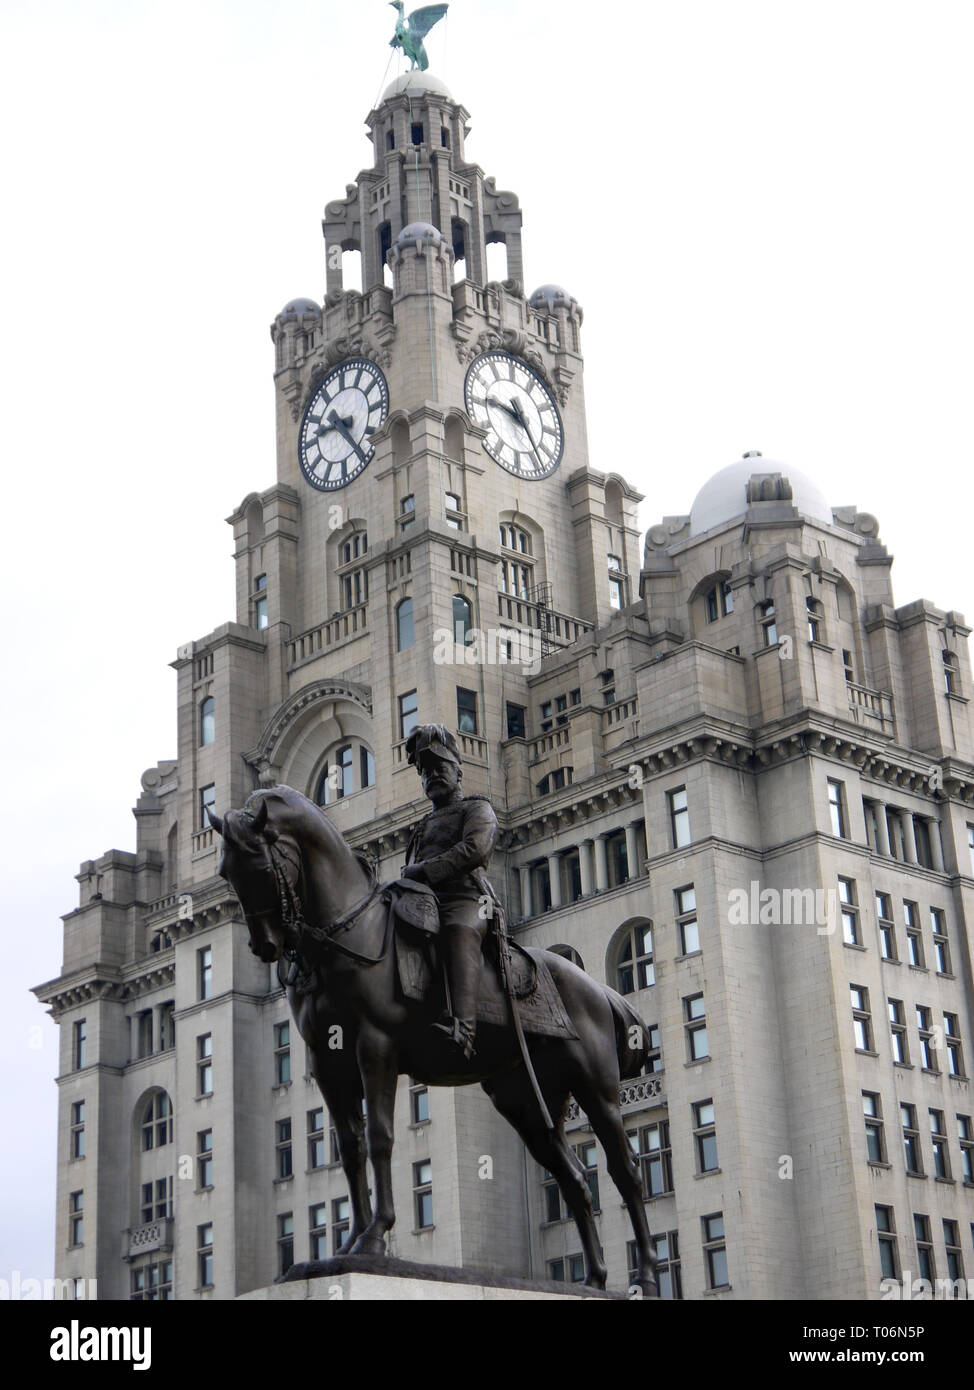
[245,679,374,787]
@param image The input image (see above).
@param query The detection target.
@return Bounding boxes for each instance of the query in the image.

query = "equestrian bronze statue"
[210,725,658,1296]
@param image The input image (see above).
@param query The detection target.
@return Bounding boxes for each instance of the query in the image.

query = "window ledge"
[694,1168,721,1180]
[273,1176,294,1188]
[945,692,969,705]
[408,1122,431,1133]
[195,1185,214,1195]
[843,943,867,952]
[867,1161,892,1170]
[196,1094,213,1103]
[674,951,703,964]
[920,1068,942,1077]
[272,1082,293,1094]
[684,1057,712,1068]
[935,972,956,981]
[855,1050,880,1058]
[412,1226,435,1236]
[893,1061,914,1070]
[905,1171,927,1180]
[703,1284,733,1296]
[934,1176,955,1186]
[908,966,929,974]
[808,641,835,653]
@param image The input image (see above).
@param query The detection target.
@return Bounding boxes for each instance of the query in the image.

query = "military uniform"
[402,725,499,1059]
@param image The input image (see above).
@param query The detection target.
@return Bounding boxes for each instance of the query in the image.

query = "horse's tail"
[607,989,651,1080]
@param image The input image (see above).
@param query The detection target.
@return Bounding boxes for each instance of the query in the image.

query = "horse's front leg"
[310,1057,371,1255]
[349,1024,399,1257]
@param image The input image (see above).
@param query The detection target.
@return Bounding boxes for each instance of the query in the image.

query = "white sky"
[2,0,973,1284]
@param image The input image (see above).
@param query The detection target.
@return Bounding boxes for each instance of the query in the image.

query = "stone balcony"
[123,1218,173,1262]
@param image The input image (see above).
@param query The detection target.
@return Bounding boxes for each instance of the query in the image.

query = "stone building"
[35,70,974,1301]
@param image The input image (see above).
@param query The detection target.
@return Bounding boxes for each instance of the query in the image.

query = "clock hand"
[326,410,369,466]
[509,398,548,472]
[485,393,522,424]
[316,414,356,438]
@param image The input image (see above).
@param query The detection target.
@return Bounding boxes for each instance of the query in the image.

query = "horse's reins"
[266,834,391,967]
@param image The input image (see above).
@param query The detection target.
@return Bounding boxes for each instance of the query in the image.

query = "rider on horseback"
[402,725,498,1061]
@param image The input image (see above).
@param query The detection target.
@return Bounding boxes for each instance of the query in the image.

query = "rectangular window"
[957,1115,973,1184]
[901,1103,923,1175]
[646,1023,663,1073]
[456,687,478,735]
[875,1206,898,1280]
[159,1001,175,1051]
[904,901,923,968]
[685,993,709,1060]
[277,1213,294,1278]
[274,1022,291,1086]
[875,891,895,959]
[506,703,526,739]
[839,878,860,946]
[943,1220,964,1282]
[70,1100,85,1160]
[914,1213,935,1284]
[398,691,418,741]
[410,1082,430,1126]
[668,787,690,849]
[914,817,933,868]
[332,1197,350,1255]
[851,986,873,1052]
[69,1191,83,1246]
[135,1009,153,1059]
[827,779,847,838]
[931,909,951,974]
[73,1020,87,1070]
[930,1110,951,1180]
[309,1204,328,1260]
[693,1099,718,1173]
[413,1160,433,1229]
[863,1092,886,1163]
[702,1213,728,1289]
[917,1006,938,1072]
[676,886,699,955]
[197,1033,213,1096]
[197,1223,214,1289]
[198,945,213,1001]
[548,1255,585,1283]
[968,825,974,875]
[889,998,910,1065]
[628,1233,682,1299]
[200,784,216,831]
[308,1108,325,1169]
[628,1122,673,1197]
[842,649,855,682]
[541,1168,564,1223]
[276,1119,293,1180]
[944,1013,965,1078]
[196,1128,213,1189]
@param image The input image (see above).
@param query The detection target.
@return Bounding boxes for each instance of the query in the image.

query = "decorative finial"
[388,2,449,72]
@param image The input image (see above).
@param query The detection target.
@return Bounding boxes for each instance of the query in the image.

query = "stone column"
[578,840,593,897]
[593,836,608,893]
[518,865,533,921]
[873,802,891,856]
[625,823,643,881]
[928,818,945,872]
[547,855,562,910]
[901,810,918,865]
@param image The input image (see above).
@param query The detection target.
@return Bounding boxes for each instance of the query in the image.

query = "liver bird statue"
[389,2,449,71]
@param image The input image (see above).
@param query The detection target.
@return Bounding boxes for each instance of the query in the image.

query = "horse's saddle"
[386,881,576,1040]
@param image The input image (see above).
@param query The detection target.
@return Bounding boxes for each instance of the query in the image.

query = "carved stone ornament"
[457,328,564,401]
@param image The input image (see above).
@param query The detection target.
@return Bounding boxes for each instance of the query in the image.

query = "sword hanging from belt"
[474,872,554,1132]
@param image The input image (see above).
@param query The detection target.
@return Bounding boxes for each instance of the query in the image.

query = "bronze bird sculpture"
[389,2,449,72]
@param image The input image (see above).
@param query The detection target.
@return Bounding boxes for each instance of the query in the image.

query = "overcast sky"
[2,0,972,1286]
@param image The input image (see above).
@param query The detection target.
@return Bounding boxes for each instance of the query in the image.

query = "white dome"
[382,71,453,102]
[689,456,833,537]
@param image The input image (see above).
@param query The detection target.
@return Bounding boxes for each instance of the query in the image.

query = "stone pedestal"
[238,1255,617,1302]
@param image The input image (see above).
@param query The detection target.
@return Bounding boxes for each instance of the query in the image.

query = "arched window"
[943,650,960,695]
[758,599,777,646]
[704,581,733,622]
[499,524,532,555]
[140,1093,173,1152]
[452,595,473,645]
[616,922,654,995]
[339,532,369,611]
[397,598,415,651]
[315,743,377,806]
[551,945,585,970]
[200,698,215,747]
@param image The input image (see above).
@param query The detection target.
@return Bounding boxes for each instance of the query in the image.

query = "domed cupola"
[689,452,833,537]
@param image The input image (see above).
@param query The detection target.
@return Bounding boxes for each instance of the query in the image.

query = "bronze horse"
[210,786,658,1296]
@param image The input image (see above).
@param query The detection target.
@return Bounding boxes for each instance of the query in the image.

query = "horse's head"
[210,796,299,964]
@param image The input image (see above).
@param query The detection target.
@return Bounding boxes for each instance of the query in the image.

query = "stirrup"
[430,1017,476,1061]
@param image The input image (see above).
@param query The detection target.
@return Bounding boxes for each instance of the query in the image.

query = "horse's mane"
[242,786,373,880]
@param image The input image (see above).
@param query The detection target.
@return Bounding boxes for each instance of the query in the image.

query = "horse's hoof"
[584,1270,608,1291]
[349,1234,387,1257]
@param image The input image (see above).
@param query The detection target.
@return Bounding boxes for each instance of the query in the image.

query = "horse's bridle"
[261,830,389,968]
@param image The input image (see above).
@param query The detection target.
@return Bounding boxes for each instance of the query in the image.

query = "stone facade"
[35,73,974,1302]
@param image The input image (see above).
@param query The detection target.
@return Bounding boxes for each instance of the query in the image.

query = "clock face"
[464,351,564,479]
[298,358,390,491]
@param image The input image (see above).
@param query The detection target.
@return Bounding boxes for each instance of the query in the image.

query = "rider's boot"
[431,925,482,1061]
